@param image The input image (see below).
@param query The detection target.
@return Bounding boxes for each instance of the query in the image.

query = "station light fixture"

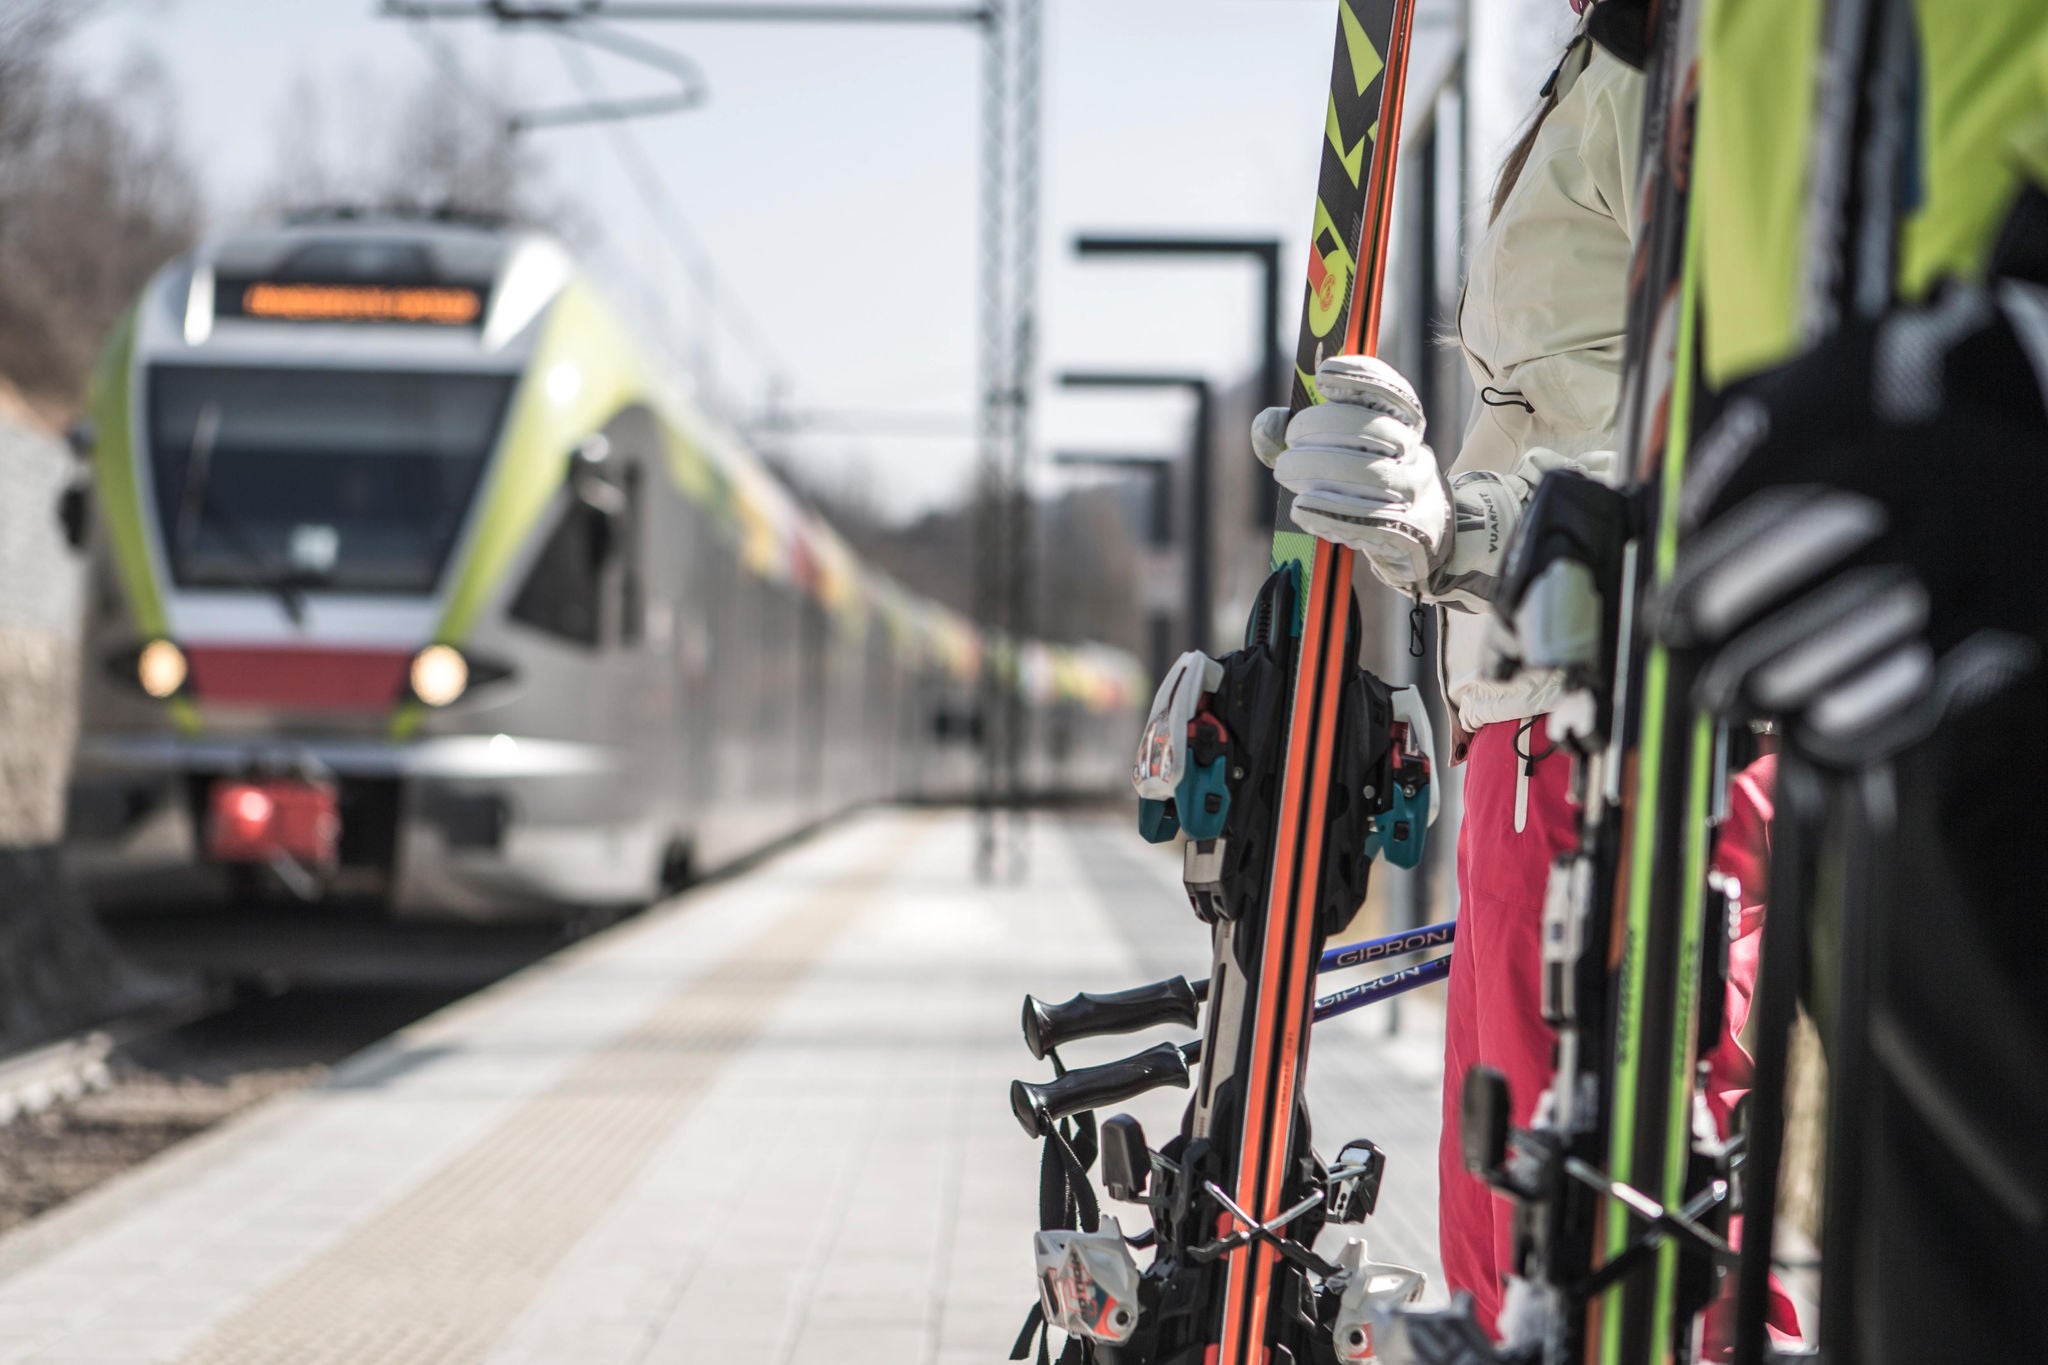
[409,644,470,708]
[136,639,188,699]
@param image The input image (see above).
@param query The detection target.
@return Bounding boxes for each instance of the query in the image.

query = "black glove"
[1652,281,2048,767]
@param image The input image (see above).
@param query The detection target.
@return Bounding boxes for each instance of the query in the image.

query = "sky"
[61,0,1568,520]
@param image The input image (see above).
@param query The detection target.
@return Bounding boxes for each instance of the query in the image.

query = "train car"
[64,212,1143,921]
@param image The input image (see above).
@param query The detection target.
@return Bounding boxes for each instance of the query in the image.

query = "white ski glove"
[1252,356,1449,591]
[1253,355,1544,612]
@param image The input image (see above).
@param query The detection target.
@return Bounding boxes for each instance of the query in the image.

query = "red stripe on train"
[183,646,412,712]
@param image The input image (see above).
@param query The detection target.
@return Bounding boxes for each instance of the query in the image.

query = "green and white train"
[65,212,1142,919]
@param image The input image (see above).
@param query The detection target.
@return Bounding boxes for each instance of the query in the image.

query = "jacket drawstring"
[1512,717,1558,834]
[1514,721,1532,833]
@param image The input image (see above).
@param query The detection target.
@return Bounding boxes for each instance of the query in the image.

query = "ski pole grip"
[1022,977,1202,1059]
[1010,1042,1193,1138]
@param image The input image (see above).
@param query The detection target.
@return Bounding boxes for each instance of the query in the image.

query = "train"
[63,211,1144,920]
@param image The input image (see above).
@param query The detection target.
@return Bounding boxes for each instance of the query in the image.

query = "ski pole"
[1012,953,1451,1138]
[1311,949,1451,1023]
[1022,919,1455,1059]
[1318,918,1454,975]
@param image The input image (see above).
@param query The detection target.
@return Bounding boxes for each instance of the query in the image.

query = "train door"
[797,594,829,823]
[663,493,717,877]
[759,581,800,839]
[731,571,778,847]
[701,535,755,867]
[591,408,669,873]
[861,625,893,802]
[505,411,660,897]
[505,462,612,762]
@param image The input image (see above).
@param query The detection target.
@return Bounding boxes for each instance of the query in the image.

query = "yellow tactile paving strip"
[175,822,926,1365]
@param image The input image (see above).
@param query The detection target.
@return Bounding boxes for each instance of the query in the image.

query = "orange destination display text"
[240,282,483,325]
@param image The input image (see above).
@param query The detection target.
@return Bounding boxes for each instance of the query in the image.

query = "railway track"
[0,919,562,1237]
[0,987,230,1128]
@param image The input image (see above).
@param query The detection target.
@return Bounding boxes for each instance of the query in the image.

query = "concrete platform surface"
[0,809,1444,1364]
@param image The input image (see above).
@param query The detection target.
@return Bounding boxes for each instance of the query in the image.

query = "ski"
[1437,1,1919,1360]
[1591,2,1919,1357]
[1718,1,1917,1359]
[1018,920,1454,1062]
[1597,8,1716,1359]
[1217,2,1419,1358]
[1006,3,1428,1362]
[1011,953,1453,1142]
[1421,3,1735,1363]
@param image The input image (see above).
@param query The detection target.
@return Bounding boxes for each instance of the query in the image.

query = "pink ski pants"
[1435,724,1796,1346]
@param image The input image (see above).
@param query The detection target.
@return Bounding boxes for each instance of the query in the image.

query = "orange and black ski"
[1209,4,1419,1359]
[1007,5,1425,1363]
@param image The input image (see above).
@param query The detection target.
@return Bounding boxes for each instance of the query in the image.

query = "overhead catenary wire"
[513,21,709,132]
[386,2,991,23]
[401,17,516,126]
[546,25,792,415]
[745,409,979,436]
[395,9,790,416]
[385,0,1008,485]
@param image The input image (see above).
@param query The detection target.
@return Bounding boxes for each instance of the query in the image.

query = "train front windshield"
[145,366,515,596]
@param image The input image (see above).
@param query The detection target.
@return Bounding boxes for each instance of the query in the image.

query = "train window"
[508,497,606,647]
[593,407,661,649]
[145,366,511,595]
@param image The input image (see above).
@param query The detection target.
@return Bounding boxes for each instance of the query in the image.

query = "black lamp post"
[1073,235,1284,525]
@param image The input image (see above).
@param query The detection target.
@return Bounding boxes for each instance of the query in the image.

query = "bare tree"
[0,5,200,412]
[0,1,186,1050]
[1036,485,1145,653]
[381,77,526,219]
[257,73,358,215]
[256,62,580,237]
[0,2,70,167]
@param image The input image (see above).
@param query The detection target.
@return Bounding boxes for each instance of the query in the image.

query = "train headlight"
[409,645,469,708]
[137,639,188,699]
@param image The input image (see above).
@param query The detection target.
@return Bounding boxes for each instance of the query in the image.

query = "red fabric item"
[1700,755,1804,1353]
[1439,718,1572,1338]
[1704,756,1776,1129]
[1436,734,1800,1348]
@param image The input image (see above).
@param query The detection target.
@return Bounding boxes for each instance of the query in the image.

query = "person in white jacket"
[1254,17,1638,1337]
